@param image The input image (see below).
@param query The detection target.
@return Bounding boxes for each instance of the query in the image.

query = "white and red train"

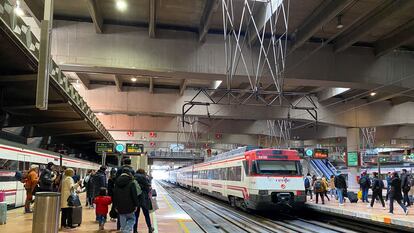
[0,139,101,208]
[168,147,306,211]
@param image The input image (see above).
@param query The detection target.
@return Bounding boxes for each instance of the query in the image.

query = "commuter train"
[0,139,101,208]
[168,147,306,211]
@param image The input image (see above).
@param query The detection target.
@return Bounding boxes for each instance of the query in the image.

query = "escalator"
[310,159,337,180]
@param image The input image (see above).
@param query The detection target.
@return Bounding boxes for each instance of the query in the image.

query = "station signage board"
[347,151,359,167]
[126,143,144,154]
[313,148,329,159]
[95,142,115,154]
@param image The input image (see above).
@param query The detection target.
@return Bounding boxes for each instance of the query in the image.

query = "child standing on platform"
[93,187,112,230]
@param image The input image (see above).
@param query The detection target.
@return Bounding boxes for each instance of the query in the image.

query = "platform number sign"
[95,142,115,154]
[347,151,359,167]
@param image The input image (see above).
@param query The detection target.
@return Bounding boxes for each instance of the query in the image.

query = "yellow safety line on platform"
[161,193,191,233]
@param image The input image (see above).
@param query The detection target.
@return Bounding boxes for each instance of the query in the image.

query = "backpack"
[314,180,322,192]
[359,177,367,186]
[40,170,53,186]
[304,178,310,189]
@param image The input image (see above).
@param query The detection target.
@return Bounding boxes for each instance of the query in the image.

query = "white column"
[346,128,361,189]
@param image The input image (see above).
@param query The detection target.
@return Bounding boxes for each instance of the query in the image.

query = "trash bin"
[0,201,6,225]
[32,192,61,233]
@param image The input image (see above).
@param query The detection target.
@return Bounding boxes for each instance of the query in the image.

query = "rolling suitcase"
[71,206,82,226]
[347,191,358,203]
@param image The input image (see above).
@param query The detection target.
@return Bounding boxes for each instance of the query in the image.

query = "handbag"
[357,190,362,200]
[149,197,158,213]
[109,206,118,218]
[151,189,157,197]
[67,192,81,207]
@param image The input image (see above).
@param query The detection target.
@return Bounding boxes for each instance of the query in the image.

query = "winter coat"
[135,173,151,210]
[322,177,329,191]
[116,165,135,178]
[329,177,335,189]
[113,174,140,214]
[60,175,79,208]
[371,177,383,192]
[313,179,326,193]
[92,170,107,198]
[107,178,115,197]
[93,196,112,215]
[359,174,371,189]
[390,176,403,201]
[25,168,38,191]
[334,175,347,189]
[83,174,94,198]
[401,173,411,192]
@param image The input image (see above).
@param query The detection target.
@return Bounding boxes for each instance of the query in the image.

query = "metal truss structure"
[176,116,200,149]
[181,1,318,130]
[266,119,291,148]
[361,127,376,149]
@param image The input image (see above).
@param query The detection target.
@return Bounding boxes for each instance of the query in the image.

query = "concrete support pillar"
[130,155,148,172]
[346,128,360,189]
[130,156,140,171]
[140,154,148,172]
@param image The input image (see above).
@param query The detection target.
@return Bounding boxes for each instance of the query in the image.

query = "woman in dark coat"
[133,169,154,233]
[389,172,409,215]
[84,170,95,208]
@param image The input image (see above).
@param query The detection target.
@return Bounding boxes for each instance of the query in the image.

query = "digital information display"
[313,148,329,159]
[347,151,359,167]
[95,142,114,154]
[126,143,144,154]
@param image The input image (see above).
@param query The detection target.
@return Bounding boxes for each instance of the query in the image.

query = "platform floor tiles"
[306,194,414,228]
[0,182,203,233]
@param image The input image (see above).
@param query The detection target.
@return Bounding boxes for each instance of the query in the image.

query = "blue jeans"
[362,188,369,202]
[389,196,407,214]
[97,214,106,225]
[119,212,136,233]
[337,188,344,204]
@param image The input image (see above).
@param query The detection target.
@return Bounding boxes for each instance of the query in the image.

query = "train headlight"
[258,190,268,195]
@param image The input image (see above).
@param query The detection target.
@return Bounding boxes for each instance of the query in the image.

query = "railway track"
[158,181,358,233]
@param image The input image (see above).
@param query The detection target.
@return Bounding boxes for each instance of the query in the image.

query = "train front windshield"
[254,160,301,175]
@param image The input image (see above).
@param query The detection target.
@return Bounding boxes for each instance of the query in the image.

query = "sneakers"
[99,224,104,230]
[339,203,344,206]
[149,227,155,233]
[383,207,386,210]
[388,212,393,215]
[404,209,409,215]
[367,204,372,208]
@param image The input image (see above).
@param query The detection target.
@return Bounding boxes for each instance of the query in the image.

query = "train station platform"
[306,197,414,229]
[0,181,202,233]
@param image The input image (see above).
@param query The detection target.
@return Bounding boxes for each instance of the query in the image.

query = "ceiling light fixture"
[370,92,377,96]
[116,0,127,11]
[131,77,137,82]
[14,0,25,16]
[336,15,343,29]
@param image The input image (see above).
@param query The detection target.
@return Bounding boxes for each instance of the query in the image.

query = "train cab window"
[254,160,301,175]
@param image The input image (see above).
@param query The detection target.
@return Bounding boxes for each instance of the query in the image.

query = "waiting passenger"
[60,168,81,229]
[368,172,385,209]
[134,169,154,233]
[24,164,39,213]
[359,172,371,203]
[401,169,412,207]
[334,172,347,206]
[313,177,326,204]
[329,175,336,199]
[117,158,135,178]
[389,172,409,215]
[321,176,330,201]
[39,162,55,192]
[113,170,141,233]
[93,187,112,230]
[83,170,95,208]
[304,173,313,201]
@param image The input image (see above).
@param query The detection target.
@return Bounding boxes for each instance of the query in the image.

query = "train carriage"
[170,147,306,211]
[0,139,101,208]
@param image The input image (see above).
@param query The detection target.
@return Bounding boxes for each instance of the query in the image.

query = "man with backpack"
[368,172,385,209]
[304,173,312,201]
[401,169,411,207]
[334,172,347,206]
[313,177,326,204]
[113,170,142,233]
[359,172,371,203]
[39,162,55,192]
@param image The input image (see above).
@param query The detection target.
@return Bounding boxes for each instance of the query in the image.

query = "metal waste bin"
[32,192,61,233]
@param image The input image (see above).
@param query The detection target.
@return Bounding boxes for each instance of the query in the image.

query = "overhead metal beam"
[199,0,219,43]
[31,130,97,138]
[85,0,104,33]
[75,73,91,90]
[374,19,414,57]
[317,87,351,102]
[247,0,283,45]
[334,0,414,53]
[114,75,123,92]
[149,0,156,38]
[179,79,187,96]
[149,77,154,93]
[291,0,355,52]
[4,103,69,110]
